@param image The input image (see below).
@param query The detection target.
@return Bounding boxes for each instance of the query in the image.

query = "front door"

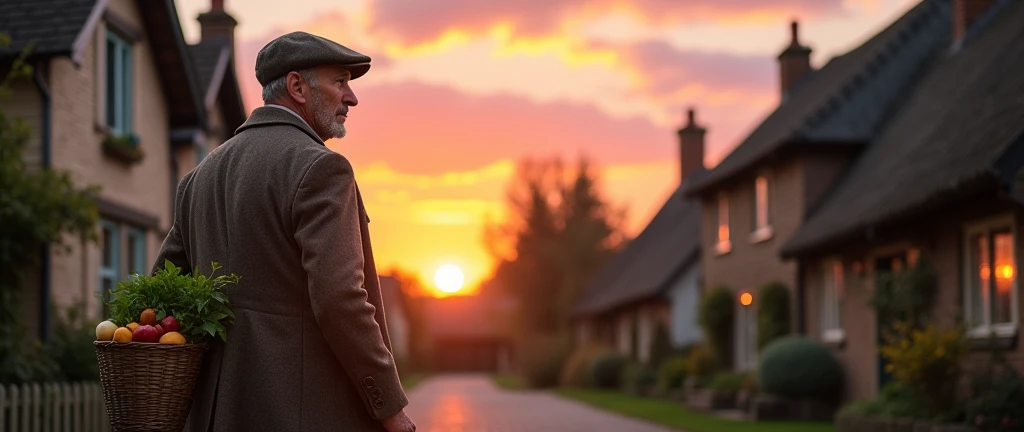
[874,253,907,390]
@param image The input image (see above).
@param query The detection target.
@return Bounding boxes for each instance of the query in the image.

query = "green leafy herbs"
[107,260,241,344]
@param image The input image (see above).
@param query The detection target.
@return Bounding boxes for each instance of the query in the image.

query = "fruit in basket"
[127,322,139,333]
[96,320,118,341]
[132,325,161,343]
[140,308,157,326]
[159,332,186,345]
[160,315,181,333]
[113,327,133,343]
[155,324,166,337]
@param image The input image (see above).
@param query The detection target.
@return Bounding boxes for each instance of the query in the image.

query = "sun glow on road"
[434,264,466,293]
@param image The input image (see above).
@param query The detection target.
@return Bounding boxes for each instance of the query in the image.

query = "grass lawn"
[492,374,524,390]
[557,389,835,432]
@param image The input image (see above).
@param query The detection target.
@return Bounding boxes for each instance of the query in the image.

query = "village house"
[0,0,246,339]
[683,0,1024,402]
[571,109,707,362]
[780,0,1024,402]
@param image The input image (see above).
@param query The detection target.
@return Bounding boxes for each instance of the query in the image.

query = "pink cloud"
[333,81,677,174]
[604,40,776,96]
[367,0,845,45]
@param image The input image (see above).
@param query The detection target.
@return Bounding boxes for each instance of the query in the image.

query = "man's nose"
[344,89,358,107]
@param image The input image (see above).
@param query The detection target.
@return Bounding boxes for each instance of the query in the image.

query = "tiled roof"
[783,0,1024,255]
[0,0,99,61]
[187,39,228,96]
[687,0,953,195]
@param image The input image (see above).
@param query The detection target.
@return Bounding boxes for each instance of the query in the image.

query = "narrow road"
[405,374,678,432]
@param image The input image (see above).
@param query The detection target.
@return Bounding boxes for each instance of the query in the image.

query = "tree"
[0,34,101,383]
[483,155,627,337]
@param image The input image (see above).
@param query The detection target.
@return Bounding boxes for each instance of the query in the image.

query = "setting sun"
[434,264,466,293]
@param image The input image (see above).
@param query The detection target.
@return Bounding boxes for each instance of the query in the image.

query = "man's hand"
[382,409,416,432]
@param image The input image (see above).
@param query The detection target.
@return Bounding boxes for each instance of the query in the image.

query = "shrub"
[560,344,609,388]
[521,333,572,389]
[709,372,749,394]
[698,286,734,367]
[648,320,675,368]
[757,282,790,350]
[657,353,689,391]
[880,321,967,415]
[965,367,1024,431]
[758,336,843,401]
[684,344,720,382]
[838,382,929,419]
[871,259,937,328]
[623,362,658,393]
[590,353,629,389]
[42,301,99,382]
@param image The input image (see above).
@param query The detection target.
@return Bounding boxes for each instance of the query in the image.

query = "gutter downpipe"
[33,62,52,341]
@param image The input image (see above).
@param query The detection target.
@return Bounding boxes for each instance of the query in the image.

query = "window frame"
[105,29,133,136]
[962,214,1019,339]
[99,219,121,317]
[821,258,845,343]
[750,175,774,243]
[716,191,732,254]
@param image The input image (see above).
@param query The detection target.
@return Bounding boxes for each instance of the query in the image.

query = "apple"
[159,315,180,333]
[154,324,165,337]
[132,325,160,343]
[95,320,118,341]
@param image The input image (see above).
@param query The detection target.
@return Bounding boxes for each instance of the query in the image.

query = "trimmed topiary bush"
[590,353,629,389]
[758,336,843,401]
[757,282,790,350]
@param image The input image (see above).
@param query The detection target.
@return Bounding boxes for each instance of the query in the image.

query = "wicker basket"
[94,341,208,432]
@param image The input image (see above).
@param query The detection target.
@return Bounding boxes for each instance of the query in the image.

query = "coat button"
[371,388,382,398]
[374,399,385,409]
[363,377,375,387]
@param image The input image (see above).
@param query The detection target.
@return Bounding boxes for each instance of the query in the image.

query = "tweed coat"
[152,106,408,431]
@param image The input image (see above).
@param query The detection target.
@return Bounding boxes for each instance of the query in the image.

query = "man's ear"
[285,71,308,104]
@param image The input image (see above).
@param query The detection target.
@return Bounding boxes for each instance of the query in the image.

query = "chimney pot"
[790,21,799,45]
[778,19,812,98]
[212,0,224,11]
[678,107,706,184]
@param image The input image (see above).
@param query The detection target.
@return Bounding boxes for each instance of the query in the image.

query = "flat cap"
[255,31,371,86]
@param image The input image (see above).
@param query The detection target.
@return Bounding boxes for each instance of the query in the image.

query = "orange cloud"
[366,0,846,47]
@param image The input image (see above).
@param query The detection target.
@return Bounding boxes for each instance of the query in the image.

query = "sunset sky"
[175,0,917,294]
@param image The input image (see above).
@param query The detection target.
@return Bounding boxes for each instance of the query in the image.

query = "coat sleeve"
[291,151,409,421]
[153,172,192,276]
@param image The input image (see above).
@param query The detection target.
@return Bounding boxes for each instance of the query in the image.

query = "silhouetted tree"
[483,156,627,338]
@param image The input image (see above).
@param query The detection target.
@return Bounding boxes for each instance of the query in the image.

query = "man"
[153,31,416,432]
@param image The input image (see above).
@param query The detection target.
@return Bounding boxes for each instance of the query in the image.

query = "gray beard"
[310,89,347,139]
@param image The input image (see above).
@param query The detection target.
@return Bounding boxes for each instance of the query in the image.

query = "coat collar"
[235,105,325,145]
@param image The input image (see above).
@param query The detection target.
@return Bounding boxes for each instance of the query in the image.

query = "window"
[716,192,731,254]
[964,216,1018,337]
[821,259,844,342]
[735,291,758,370]
[751,175,774,242]
[105,30,133,135]
[99,220,121,317]
[98,219,146,317]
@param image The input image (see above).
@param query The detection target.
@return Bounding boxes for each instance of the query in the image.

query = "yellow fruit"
[112,327,133,343]
[126,322,139,333]
[140,309,157,326]
[95,320,118,341]
[159,332,186,345]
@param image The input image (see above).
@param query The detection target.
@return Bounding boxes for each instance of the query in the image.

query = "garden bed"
[836,414,978,432]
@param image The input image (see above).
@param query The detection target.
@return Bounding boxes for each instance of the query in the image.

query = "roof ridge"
[798,0,947,133]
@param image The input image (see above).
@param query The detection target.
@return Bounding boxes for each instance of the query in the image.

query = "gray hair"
[261,69,318,104]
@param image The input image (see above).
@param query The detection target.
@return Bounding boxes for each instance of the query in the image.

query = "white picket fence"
[0,382,110,432]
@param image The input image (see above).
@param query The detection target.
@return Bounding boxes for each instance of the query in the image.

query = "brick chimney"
[197,0,238,53]
[677,108,706,184]
[954,0,998,40]
[777,20,812,98]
